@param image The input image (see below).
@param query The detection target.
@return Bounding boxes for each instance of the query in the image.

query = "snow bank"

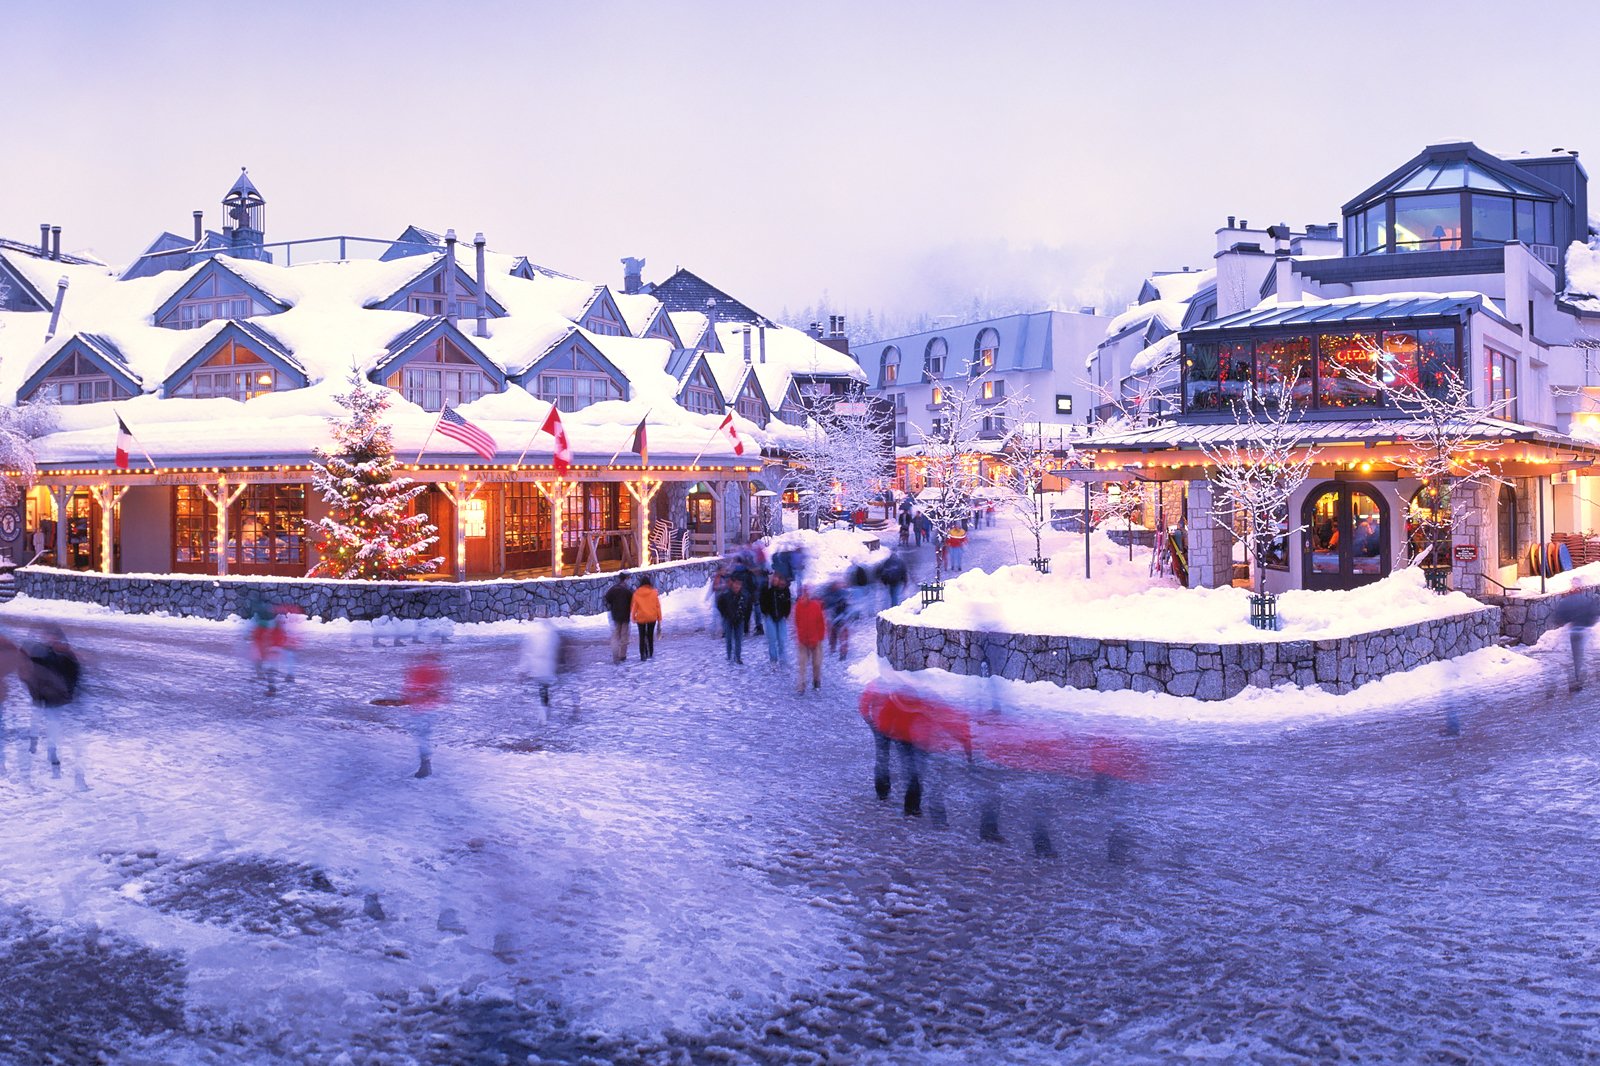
[889,544,1487,644]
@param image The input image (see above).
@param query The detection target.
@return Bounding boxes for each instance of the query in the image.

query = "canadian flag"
[114,415,136,470]
[541,406,573,476]
[717,412,745,456]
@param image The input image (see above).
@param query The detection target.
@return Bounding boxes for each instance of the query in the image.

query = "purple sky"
[5,0,1596,329]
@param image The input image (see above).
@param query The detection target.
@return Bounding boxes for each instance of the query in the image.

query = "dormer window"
[1344,151,1560,259]
[880,345,900,385]
[161,273,275,329]
[972,328,999,377]
[535,345,623,412]
[405,272,481,320]
[924,338,947,379]
[736,385,765,425]
[387,338,494,412]
[39,353,124,405]
[681,367,720,415]
[173,340,278,401]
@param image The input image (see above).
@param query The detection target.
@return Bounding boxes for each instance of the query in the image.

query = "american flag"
[435,405,498,460]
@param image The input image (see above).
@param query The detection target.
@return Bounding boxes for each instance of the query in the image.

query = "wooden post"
[94,485,129,574]
[433,473,475,582]
[623,478,661,567]
[531,479,566,576]
[713,481,728,557]
[52,486,69,567]
[198,475,248,576]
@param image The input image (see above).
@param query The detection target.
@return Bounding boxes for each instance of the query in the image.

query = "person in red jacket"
[402,649,448,778]
[793,586,827,694]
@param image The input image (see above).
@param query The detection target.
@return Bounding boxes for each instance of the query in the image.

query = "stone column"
[1184,480,1234,589]
[1451,480,1489,596]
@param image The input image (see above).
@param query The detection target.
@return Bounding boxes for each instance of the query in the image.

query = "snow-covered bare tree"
[309,375,441,579]
[1195,373,1321,621]
[0,398,58,508]
[786,385,892,527]
[997,420,1065,568]
[1344,349,1510,583]
[915,376,1016,583]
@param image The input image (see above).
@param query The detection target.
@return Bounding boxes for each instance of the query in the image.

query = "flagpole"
[607,408,652,467]
[512,416,545,468]
[413,411,442,465]
[688,408,737,469]
[120,413,158,470]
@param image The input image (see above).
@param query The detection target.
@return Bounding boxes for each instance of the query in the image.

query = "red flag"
[542,406,573,476]
[718,412,745,456]
[114,415,135,470]
[630,416,648,467]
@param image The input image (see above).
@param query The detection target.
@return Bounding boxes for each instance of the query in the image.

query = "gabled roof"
[162,320,308,396]
[511,328,630,395]
[151,257,292,324]
[643,268,771,326]
[578,286,629,331]
[640,304,683,347]
[1343,142,1568,214]
[1187,293,1512,334]
[363,254,509,318]
[664,347,700,381]
[369,317,507,387]
[18,333,143,401]
[676,359,728,409]
[0,254,52,311]
[379,225,443,261]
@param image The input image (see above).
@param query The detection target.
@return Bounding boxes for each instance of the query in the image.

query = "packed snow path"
[2,591,1599,1062]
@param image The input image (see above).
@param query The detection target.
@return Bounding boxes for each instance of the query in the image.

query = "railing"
[127,236,440,273]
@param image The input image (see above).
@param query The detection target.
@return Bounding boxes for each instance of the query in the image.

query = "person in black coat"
[1555,576,1600,691]
[603,575,633,663]
[716,577,746,664]
[759,574,793,664]
[879,550,909,608]
[24,625,82,783]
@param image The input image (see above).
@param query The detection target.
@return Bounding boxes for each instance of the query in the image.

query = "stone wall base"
[13,561,721,624]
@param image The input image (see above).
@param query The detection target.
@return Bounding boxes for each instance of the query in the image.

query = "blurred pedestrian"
[794,585,826,693]
[879,549,909,608]
[604,573,633,664]
[24,625,82,785]
[247,598,280,696]
[1555,576,1600,691]
[760,572,792,664]
[914,511,931,547]
[946,525,969,571]
[897,508,911,547]
[822,580,853,660]
[716,576,745,664]
[629,575,661,661]
[274,604,304,684]
[985,502,996,528]
[402,648,447,779]
[518,617,561,720]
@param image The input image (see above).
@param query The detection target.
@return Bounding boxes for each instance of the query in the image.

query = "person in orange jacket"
[630,575,662,661]
[793,586,827,694]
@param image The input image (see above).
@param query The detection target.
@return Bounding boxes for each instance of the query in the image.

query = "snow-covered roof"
[1564,241,1600,315]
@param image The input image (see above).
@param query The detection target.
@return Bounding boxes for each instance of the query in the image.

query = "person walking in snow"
[23,625,82,785]
[822,580,853,660]
[518,617,562,720]
[1555,576,1600,691]
[914,511,931,548]
[945,525,969,571]
[604,573,634,664]
[402,648,447,779]
[793,585,827,694]
[759,572,793,665]
[879,549,909,609]
[716,576,746,664]
[247,598,281,696]
[631,575,662,662]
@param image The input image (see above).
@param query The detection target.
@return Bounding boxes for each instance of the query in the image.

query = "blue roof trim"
[17,334,143,402]
[676,360,728,410]
[1186,294,1508,334]
[0,255,51,310]
[1342,142,1568,214]
[642,305,684,347]
[161,320,308,396]
[664,347,699,380]
[736,367,774,420]
[150,258,290,325]
[369,317,507,387]
[511,329,629,398]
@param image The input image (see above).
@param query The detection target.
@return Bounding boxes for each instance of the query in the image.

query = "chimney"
[473,232,488,338]
[193,211,204,243]
[1078,306,1096,315]
[1226,215,1236,229]
[621,256,645,295]
[40,224,49,256]
[443,228,458,322]
[51,226,61,260]
[1239,219,1248,230]
[1274,251,1301,302]
[742,327,753,365]
[758,324,767,363]
[807,321,823,339]
[44,277,69,341]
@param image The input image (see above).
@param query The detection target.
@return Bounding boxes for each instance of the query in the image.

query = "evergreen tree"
[309,376,441,579]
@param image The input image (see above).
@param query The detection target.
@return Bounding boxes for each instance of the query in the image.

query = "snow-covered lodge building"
[1088,141,1600,596]
[0,172,865,579]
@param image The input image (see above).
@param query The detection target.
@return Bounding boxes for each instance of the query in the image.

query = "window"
[160,273,273,329]
[972,328,999,377]
[1497,484,1518,567]
[173,340,277,400]
[1254,335,1312,405]
[38,352,123,405]
[982,380,994,400]
[736,385,765,424]
[173,483,304,575]
[1406,483,1451,562]
[1316,332,1384,409]
[1055,394,1073,415]
[390,338,494,411]
[504,483,552,570]
[531,345,623,413]
[404,270,482,320]
[1486,347,1518,422]
[930,386,944,406]
[583,309,625,337]
[682,368,720,415]
[1471,194,1514,246]
[880,346,900,385]
[1393,194,1461,252]
[924,337,947,380]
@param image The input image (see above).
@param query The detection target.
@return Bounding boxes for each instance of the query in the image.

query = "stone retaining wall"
[14,560,722,624]
[876,607,1503,700]
[1480,585,1591,646]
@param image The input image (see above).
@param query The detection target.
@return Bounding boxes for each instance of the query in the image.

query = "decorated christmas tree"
[309,375,441,579]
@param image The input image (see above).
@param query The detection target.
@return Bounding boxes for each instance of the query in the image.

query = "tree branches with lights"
[786,384,893,528]
[0,397,57,510]
[1194,372,1321,610]
[309,375,441,579]
[915,375,1015,582]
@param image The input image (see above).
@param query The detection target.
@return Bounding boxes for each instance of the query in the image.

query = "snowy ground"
[2,519,1600,1062]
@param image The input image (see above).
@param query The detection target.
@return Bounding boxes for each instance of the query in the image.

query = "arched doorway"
[1302,481,1390,590]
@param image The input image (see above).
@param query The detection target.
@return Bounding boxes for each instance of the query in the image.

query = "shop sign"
[1453,543,1479,562]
